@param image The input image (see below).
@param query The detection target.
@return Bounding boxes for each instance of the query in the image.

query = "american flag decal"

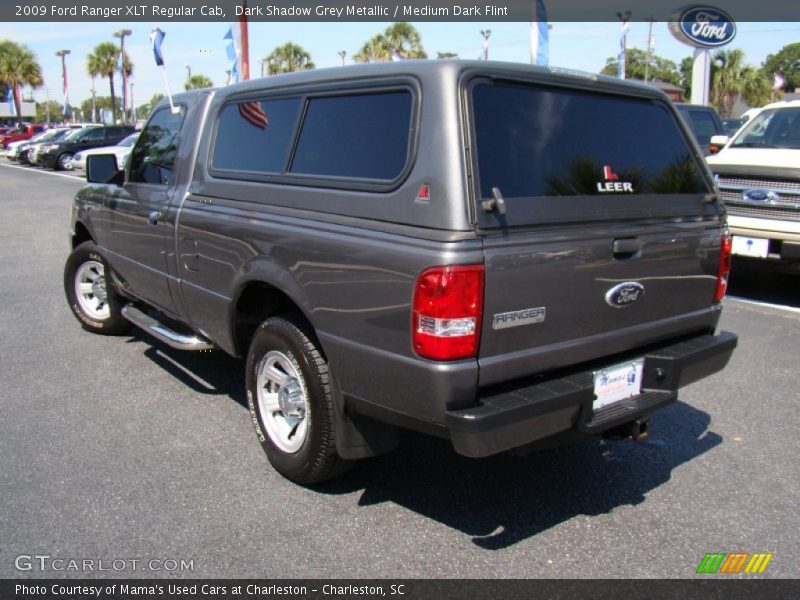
[238,101,268,130]
[603,165,620,181]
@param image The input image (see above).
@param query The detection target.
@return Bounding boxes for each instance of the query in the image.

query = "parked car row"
[4,124,136,172]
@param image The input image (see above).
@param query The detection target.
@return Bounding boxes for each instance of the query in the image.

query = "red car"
[0,124,46,149]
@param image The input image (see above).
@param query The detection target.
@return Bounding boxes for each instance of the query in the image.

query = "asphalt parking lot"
[0,162,798,579]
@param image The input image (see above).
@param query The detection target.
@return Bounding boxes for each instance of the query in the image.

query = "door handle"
[148,210,163,225]
[612,238,642,259]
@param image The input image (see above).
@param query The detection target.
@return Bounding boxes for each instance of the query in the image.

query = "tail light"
[412,265,484,361]
[714,233,732,302]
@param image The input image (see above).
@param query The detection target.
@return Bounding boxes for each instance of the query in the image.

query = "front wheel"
[64,241,130,335]
[246,316,351,484]
[56,152,74,171]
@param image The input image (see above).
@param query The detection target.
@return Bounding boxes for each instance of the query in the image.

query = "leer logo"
[696,552,773,574]
[597,165,634,193]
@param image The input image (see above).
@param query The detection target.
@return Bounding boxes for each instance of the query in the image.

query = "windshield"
[64,128,89,141]
[34,129,66,142]
[731,107,800,149]
[118,133,139,147]
[29,131,51,142]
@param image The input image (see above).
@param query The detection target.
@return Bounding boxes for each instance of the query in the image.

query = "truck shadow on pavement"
[317,402,721,550]
[131,332,722,551]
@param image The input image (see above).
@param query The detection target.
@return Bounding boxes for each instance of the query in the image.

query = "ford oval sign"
[742,188,780,205]
[669,5,737,48]
[605,282,645,308]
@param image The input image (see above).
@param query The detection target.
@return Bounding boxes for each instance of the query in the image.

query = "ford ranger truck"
[707,100,800,270]
[65,61,737,484]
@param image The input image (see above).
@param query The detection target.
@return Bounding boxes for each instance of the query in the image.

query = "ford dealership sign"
[669,5,737,48]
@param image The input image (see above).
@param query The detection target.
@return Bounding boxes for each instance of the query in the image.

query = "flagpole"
[239,2,250,80]
[160,66,177,113]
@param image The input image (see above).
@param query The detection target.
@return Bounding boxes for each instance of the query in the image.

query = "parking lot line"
[0,162,84,181]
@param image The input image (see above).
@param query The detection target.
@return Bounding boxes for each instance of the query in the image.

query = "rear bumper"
[446,331,737,458]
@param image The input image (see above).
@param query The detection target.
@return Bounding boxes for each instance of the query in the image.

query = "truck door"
[102,105,187,315]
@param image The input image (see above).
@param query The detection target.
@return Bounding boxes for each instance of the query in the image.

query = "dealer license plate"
[732,236,769,258]
[593,359,644,411]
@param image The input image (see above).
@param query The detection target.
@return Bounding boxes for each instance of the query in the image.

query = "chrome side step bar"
[121,305,213,351]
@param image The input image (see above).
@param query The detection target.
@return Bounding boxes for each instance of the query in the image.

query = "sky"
[1,20,799,109]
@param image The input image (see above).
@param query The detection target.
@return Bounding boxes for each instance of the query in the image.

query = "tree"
[264,43,314,75]
[712,49,770,117]
[87,41,133,124]
[354,22,427,62]
[133,93,164,120]
[763,42,800,93]
[679,56,695,100]
[35,100,63,123]
[0,40,43,123]
[184,74,214,90]
[601,47,680,85]
[80,95,121,123]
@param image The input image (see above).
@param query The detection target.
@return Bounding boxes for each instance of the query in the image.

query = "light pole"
[55,49,71,121]
[338,51,346,67]
[480,29,491,61]
[185,64,191,80]
[114,29,132,123]
[91,78,96,123]
[130,82,135,123]
[45,87,51,124]
[259,59,266,78]
[616,11,632,80]
[644,17,655,83]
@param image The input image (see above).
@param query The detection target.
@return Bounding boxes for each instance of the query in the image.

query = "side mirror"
[87,154,123,185]
[709,135,729,155]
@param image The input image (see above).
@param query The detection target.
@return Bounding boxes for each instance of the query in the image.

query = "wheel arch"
[230,278,322,360]
[71,221,94,249]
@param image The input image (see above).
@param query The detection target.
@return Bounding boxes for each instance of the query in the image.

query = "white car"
[707,100,800,269]
[73,132,140,173]
[4,130,56,160]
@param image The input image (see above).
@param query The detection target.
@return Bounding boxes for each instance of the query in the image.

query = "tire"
[56,152,74,171]
[64,241,130,335]
[246,316,351,484]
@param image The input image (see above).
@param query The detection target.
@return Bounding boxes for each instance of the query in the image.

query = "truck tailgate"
[478,220,724,386]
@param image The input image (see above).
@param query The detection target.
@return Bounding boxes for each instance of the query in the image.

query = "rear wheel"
[246,316,351,484]
[56,152,74,171]
[64,241,130,335]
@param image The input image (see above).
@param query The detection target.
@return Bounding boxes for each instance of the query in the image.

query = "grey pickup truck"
[65,61,737,484]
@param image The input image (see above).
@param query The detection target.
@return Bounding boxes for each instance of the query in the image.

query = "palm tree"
[184,74,214,90]
[353,35,392,63]
[353,23,427,63]
[383,22,426,59]
[87,42,133,123]
[264,43,315,75]
[0,40,43,122]
[711,49,770,117]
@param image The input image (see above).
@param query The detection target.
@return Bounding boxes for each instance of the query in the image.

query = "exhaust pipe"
[603,418,650,441]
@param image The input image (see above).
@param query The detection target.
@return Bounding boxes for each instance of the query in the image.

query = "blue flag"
[6,85,14,116]
[532,0,549,66]
[150,28,165,66]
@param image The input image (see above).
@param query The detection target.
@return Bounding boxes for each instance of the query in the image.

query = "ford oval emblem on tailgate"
[605,282,645,308]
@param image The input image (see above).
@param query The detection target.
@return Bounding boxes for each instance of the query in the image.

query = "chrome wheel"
[74,260,110,320]
[58,153,74,170]
[255,350,309,453]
